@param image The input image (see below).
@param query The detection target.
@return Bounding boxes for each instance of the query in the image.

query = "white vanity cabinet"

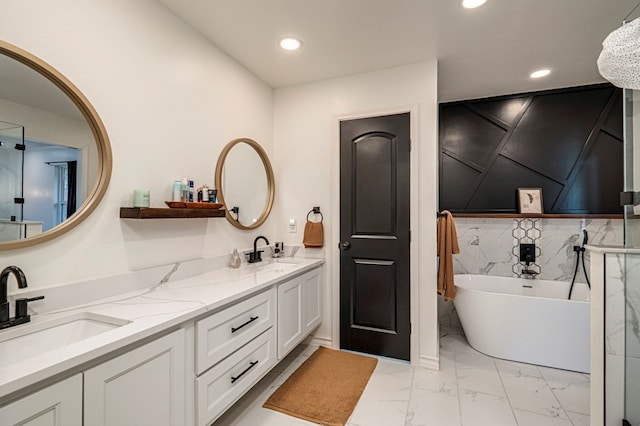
[277,267,322,359]
[0,374,82,426]
[84,329,186,426]
[194,288,277,426]
[0,262,324,426]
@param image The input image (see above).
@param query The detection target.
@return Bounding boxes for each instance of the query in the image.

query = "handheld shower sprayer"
[568,228,590,300]
[580,229,588,247]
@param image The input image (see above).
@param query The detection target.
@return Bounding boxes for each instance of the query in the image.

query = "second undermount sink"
[256,261,298,274]
[0,312,130,366]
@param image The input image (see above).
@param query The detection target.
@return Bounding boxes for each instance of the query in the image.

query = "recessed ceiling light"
[462,0,487,9]
[279,37,302,51]
[530,69,551,79]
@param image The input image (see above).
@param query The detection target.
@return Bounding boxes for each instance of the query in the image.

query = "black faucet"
[247,236,270,263]
[0,266,44,329]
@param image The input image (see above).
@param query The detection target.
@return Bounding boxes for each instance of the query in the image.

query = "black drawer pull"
[231,360,258,384]
[231,316,259,333]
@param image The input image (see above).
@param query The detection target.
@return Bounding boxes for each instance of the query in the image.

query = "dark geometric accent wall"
[439,83,623,214]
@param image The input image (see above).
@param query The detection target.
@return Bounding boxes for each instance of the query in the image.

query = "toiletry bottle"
[181,178,188,202]
[229,249,242,268]
[209,189,217,203]
[202,185,209,202]
[188,180,195,202]
[172,180,182,202]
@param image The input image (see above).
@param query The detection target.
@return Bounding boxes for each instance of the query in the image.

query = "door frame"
[331,104,421,365]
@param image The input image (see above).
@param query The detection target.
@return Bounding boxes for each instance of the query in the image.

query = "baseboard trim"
[419,354,440,370]
[306,336,333,348]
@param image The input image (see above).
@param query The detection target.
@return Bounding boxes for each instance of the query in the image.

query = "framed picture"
[518,188,543,214]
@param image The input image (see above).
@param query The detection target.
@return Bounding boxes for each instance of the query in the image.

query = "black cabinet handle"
[231,360,258,384]
[231,316,259,333]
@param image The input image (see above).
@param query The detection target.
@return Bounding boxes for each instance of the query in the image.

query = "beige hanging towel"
[303,221,324,248]
[437,210,460,301]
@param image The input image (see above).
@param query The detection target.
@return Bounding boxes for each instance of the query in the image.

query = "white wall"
[0,0,274,285]
[273,61,440,366]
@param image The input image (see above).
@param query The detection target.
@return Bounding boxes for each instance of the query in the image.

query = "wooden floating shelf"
[451,213,623,219]
[120,207,226,219]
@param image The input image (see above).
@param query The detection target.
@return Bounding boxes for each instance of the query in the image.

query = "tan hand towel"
[303,221,324,248]
[437,210,460,301]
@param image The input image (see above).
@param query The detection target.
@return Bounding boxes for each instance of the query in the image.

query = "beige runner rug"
[263,346,378,426]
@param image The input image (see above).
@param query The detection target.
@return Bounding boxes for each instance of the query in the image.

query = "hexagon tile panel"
[512,218,541,277]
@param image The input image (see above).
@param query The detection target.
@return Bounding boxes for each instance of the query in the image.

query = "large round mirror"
[0,41,111,250]
[215,138,274,230]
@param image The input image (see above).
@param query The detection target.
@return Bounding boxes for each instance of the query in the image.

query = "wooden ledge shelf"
[451,213,623,219]
[120,207,226,219]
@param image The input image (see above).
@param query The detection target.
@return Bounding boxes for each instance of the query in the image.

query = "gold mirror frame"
[0,41,112,250]
[215,138,274,230]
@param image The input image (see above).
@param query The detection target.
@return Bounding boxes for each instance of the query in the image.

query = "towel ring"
[306,207,323,223]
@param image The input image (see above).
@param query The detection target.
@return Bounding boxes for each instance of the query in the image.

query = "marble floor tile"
[495,360,568,420]
[407,360,461,426]
[539,366,590,415]
[357,358,414,401]
[405,390,461,426]
[440,333,478,355]
[347,399,409,426]
[566,410,590,425]
[458,388,517,426]
[455,351,506,397]
[233,407,317,426]
[214,335,591,426]
[512,409,573,426]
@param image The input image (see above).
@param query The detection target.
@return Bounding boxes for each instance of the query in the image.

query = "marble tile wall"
[452,218,622,280]
[602,253,625,425]
[439,218,623,336]
[609,252,640,425]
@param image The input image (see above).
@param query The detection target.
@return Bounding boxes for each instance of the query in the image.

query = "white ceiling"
[156,0,638,102]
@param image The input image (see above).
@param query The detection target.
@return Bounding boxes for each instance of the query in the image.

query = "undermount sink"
[0,312,130,366]
[256,261,297,273]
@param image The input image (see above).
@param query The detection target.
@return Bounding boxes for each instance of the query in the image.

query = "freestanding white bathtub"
[453,274,590,373]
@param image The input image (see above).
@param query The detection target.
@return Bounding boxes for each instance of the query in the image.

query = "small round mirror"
[215,138,274,230]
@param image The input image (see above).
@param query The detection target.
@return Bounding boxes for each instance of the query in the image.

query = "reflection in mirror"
[0,122,24,237]
[215,138,274,230]
[0,41,111,249]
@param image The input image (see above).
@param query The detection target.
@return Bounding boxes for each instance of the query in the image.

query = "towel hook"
[306,206,323,223]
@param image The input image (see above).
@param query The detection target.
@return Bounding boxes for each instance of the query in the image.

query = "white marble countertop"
[0,257,324,402]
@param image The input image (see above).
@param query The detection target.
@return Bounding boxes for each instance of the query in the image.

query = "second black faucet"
[247,236,270,263]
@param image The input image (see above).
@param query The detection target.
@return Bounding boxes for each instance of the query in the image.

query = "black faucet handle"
[15,295,44,319]
[246,250,264,263]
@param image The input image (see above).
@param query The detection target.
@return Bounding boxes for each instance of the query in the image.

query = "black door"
[339,113,411,361]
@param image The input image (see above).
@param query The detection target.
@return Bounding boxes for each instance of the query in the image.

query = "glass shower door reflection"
[0,122,24,223]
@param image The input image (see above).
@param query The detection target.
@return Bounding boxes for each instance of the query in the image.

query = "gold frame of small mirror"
[214,138,274,230]
[0,40,112,250]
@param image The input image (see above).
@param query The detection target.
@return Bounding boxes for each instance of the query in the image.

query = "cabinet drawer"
[196,288,275,374]
[196,328,276,426]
